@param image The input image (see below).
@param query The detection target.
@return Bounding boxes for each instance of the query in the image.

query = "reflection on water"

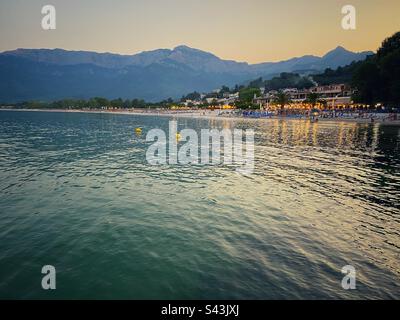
[0,111,399,299]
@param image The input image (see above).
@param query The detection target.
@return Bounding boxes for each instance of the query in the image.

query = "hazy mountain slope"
[0,45,373,102]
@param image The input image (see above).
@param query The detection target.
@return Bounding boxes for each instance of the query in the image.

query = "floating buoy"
[176,133,181,141]
[135,127,142,134]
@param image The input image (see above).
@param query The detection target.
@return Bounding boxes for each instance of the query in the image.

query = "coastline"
[1,108,400,125]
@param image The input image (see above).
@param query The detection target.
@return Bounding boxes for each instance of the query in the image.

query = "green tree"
[248,77,264,88]
[352,31,400,107]
[379,37,400,105]
[123,99,132,109]
[181,91,201,101]
[131,99,146,108]
[93,97,109,108]
[352,60,381,105]
[220,86,230,94]
[239,87,261,103]
[110,98,123,108]
[306,92,324,108]
[273,91,291,112]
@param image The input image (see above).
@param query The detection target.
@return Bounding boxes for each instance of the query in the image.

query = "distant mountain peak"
[172,45,218,59]
[173,45,193,51]
[323,45,374,58]
[323,46,351,58]
[334,45,347,51]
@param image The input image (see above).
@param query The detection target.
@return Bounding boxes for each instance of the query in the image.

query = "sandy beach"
[1,108,400,125]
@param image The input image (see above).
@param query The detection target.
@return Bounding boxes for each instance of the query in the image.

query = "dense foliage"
[236,87,261,109]
[352,32,400,106]
[7,97,150,109]
[311,60,364,85]
[248,73,314,91]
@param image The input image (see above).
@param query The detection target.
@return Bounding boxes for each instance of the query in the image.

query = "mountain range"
[0,45,373,102]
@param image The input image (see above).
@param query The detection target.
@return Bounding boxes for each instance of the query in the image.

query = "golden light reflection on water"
[242,119,384,150]
[188,118,400,280]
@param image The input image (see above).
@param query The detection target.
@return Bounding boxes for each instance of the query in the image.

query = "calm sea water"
[0,110,399,299]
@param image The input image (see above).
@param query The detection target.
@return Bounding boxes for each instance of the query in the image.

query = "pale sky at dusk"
[0,0,399,63]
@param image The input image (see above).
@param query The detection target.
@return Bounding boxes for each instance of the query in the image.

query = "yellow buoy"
[176,133,181,141]
[135,127,142,134]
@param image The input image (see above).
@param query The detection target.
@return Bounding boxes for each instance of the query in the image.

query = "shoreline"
[1,108,400,125]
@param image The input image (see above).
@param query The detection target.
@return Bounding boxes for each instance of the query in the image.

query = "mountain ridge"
[0,45,373,102]
[1,45,372,68]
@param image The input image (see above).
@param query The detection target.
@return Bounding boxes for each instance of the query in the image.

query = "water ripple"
[0,111,399,299]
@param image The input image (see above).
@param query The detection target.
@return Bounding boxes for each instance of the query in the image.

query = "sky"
[0,0,399,63]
